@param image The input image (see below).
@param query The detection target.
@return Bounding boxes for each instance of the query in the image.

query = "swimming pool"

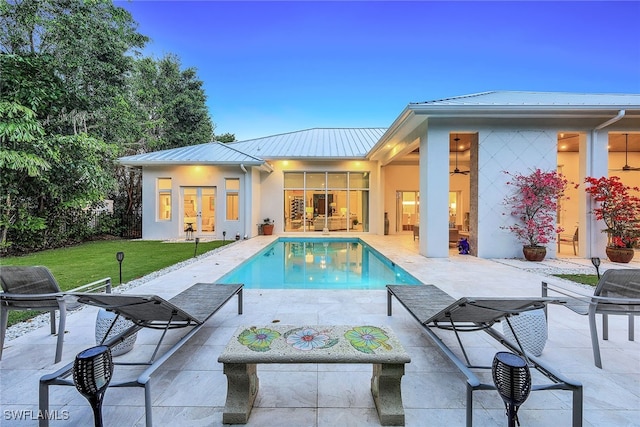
[218,238,420,289]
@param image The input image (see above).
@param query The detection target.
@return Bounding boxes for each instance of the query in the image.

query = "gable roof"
[229,128,387,159]
[119,141,265,166]
[118,128,387,166]
[411,91,640,107]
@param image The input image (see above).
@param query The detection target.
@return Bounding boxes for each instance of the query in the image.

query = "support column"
[419,128,450,257]
[222,363,259,424]
[371,363,406,426]
[580,131,610,258]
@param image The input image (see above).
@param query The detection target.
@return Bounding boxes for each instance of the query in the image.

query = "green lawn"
[1,239,233,326]
[552,274,599,286]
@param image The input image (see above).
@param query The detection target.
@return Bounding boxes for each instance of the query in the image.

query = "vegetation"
[553,274,599,286]
[502,169,567,247]
[2,239,233,326]
[0,1,234,255]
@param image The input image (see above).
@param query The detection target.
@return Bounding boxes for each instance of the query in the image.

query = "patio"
[1,235,638,426]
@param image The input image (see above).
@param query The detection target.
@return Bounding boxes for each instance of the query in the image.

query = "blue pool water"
[218,238,420,290]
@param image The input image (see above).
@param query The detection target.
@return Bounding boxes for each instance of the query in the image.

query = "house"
[119,91,640,259]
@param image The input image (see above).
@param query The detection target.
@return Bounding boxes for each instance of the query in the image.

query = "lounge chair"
[39,282,243,427]
[0,266,111,363]
[387,284,583,427]
[542,268,640,368]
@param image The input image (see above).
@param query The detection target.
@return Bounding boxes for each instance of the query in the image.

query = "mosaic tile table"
[218,325,411,426]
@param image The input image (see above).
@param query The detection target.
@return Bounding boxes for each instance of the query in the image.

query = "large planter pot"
[502,309,548,356]
[606,247,635,263]
[262,223,274,235]
[523,246,546,262]
[95,308,137,356]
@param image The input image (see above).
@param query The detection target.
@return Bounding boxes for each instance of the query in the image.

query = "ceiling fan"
[610,133,640,172]
[451,135,470,175]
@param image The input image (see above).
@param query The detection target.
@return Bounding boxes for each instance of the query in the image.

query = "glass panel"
[396,191,418,231]
[349,172,369,188]
[183,188,198,233]
[285,190,305,232]
[158,178,172,190]
[306,172,326,189]
[226,178,239,190]
[284,172,304,188]
[158,193,171,220]
[449,192,458,228]
[202,187,215,232]
[158,178,172,221]
[350,190,368,232]
[226,193,238,220]
[328,172,347,188]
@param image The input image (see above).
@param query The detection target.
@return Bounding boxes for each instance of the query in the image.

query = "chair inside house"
[413,224,419,240]
[542,268,640,368]
[0,266,111,363]
[557,227,578,255]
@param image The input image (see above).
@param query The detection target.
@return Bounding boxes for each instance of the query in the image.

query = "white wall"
[476,129,559,258]
[141,165,249,240]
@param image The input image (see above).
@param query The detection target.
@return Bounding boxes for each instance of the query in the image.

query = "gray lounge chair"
[387,284,583,427]
[542,268,640,368]
[0,266,111,363]
[39,282,243,427]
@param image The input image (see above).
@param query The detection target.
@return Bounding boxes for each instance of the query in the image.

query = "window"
[226,178,239,221]
[158,178,172,220]
[283,172,369,232]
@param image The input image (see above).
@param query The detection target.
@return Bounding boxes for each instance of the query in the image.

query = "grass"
[553,274,599,286]
[1,239,233,327]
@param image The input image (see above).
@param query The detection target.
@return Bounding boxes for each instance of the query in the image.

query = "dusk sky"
[116,1,640,141]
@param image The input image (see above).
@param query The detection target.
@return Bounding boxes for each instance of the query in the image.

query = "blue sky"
[116,1,640,141]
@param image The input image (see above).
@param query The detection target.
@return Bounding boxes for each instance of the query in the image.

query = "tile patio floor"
[1,235,638,426]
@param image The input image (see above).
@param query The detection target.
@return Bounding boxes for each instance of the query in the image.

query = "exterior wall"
[262,160,381,234]
[476,128,559,258]
[141,165,250,240]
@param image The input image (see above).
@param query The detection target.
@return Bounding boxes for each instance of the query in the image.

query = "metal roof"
[411,91,640,107]
[229,128,387,159]
[119,141,265,166]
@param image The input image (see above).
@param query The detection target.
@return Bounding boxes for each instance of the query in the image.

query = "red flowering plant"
[583,176,640,248]
[502,169,567,247]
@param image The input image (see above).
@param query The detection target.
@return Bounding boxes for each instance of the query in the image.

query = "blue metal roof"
[119,141,264,166]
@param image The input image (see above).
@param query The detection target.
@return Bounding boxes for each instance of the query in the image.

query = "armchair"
[1,266,111,363]
[542,268,640,368]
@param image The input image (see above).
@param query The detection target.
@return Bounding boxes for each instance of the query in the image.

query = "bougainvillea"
[502,169,567,247]
[583,176,640,248]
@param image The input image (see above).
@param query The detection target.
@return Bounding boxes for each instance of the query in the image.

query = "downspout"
[586,110,625,257]
[240,164,248,238]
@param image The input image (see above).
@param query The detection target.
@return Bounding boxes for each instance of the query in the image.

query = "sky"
[115,1,640,141]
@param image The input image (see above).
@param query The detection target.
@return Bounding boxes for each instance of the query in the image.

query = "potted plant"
[583,176,640,263]
[261,218,274,235]
[502,169,567,261]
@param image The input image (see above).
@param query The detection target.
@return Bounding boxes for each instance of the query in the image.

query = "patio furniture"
[218,324,410,426]
[542,268,640,368]
[39,282,243,427]
[0,266,112,363]
[73,345,113,427]
[558,227,579,255]
[386,284,583,427]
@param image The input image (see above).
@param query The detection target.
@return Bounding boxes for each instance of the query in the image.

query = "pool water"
[219,238,420,290]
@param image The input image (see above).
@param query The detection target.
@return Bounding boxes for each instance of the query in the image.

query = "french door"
[182,187,216,238]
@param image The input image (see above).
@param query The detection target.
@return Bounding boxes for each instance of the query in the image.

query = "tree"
[0,102,50,250]
[215,133,237,143]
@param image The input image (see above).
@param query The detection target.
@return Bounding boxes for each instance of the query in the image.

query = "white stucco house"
[119,91,640,259]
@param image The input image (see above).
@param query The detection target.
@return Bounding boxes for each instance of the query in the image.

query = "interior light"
[560,145,567,150]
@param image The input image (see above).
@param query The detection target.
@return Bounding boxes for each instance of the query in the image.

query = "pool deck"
[1,235,639,426]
